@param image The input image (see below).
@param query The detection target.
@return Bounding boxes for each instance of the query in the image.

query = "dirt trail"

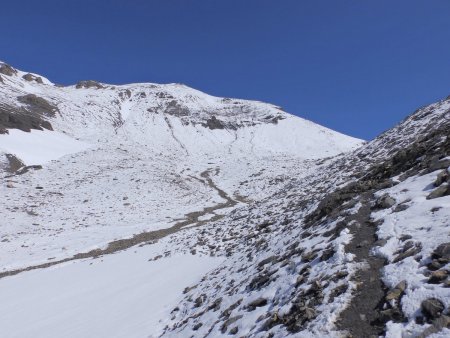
[0,168,237,279]
[336,192,386,337]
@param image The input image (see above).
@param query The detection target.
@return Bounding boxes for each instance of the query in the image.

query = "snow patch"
[0,129,90,165]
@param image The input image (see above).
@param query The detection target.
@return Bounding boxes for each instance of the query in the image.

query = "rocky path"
[336,192,387,338]
[0,168,238,279]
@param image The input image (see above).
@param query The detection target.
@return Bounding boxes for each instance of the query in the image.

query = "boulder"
[0,63,17,76]
[22,73,44,84]
[427,184,450,200]
[432,243,450,261]
[375,194,396,209]
[247,298,267,310]
[75,80,105,89]
[428,270,448,284]
[434,170,449,187]
[417,315,450,338]
[385,280,407,301]
[421,298,445,320]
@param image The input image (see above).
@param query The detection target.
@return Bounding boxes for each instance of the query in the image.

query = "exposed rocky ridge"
[0,102,53,133]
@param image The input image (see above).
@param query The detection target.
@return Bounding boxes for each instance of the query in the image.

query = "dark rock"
[375,238,388,246]
[247,273,271,291]
[432,243,450,261]
[164,100,190,117]
[258,256,277,267]
[15,165,43,175]
[247,298,267,310]
[17,94,58,116]
[399,234,413,241]
[427,184,450,200]
[204,116,225,130]
[417,315,450,338]
[229,326,238,334]
[429,158,450,172]
[393,204,409,212]
[328,284,348,303]
[421,298,445,320]
[374,194,396,209]
[22,73,44,84]
[258,221,274,229]
[385,280,407,301]
[220,315,242,333]
[434,170,449,187]
[393,242,422,263]
[207,297,222,311]
[0,102,54,132]
[427,270,448,284]
[295,275,305,287]
[379,308,404,322]
[416,315,425,325]
[427,260,443,271]
[194,294,206,307]
[192,323,202,331]
[0,63,17,76]
[5,154,24,173]
[320,247,335,261]
[331,271,349,282]
[75,80,105,89]
[301,251,318,263]
[356,240,371,248]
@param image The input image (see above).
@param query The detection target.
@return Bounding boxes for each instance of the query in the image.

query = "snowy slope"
[158,96,450,338]
[0,62,362,271]
[0,240,222,338]
[0,61,362,162]
[3,62,448,338]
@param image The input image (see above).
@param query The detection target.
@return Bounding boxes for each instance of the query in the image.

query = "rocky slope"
[160,95,450,337]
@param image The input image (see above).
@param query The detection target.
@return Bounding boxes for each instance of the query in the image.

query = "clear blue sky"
[1,1,450,140]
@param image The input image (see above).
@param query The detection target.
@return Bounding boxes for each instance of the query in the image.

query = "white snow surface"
[0,129,90,165]
[0,238,222,338]
[372,170,450,337]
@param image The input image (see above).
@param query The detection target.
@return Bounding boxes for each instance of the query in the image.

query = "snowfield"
[0,128,90,165]
[0,239,222,338]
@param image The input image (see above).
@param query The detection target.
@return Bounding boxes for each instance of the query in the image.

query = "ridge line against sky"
[1,0,450,140]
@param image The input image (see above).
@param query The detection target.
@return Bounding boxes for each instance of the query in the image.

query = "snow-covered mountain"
[0,61,361,271]
[0,61,361,162]
[0,61,449,338]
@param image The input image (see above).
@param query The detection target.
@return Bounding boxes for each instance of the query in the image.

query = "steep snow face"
[0,61,362,164]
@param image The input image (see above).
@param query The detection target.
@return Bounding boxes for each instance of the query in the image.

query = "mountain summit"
[0,61,362,164]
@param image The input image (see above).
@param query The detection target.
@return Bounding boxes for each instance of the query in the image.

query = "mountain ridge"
[0,61,362,163]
